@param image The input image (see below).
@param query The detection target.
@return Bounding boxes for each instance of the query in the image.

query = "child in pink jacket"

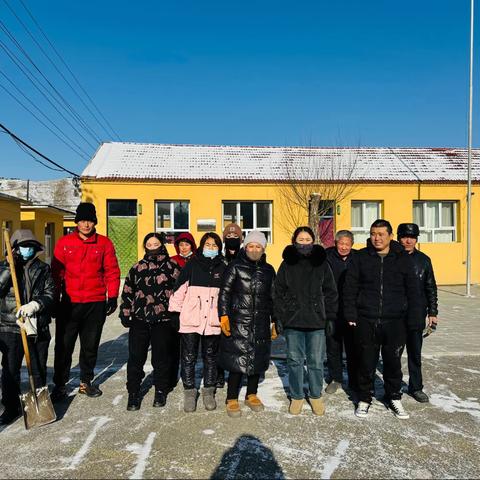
[168,232,226,413]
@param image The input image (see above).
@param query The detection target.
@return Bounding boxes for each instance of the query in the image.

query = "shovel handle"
[3,229,35,380]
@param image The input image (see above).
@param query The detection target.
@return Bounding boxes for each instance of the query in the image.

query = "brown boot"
[226,399,241,418]
[310,397,326,416]
[245,394,265,412]
[289,399,304,415]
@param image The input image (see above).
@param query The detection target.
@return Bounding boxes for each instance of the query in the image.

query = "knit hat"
[223,223,242,239]
[75,202,97,224]
[244,230,267,249]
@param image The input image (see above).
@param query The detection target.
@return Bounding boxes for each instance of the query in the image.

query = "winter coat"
[170,232,197,268]
[52,230,121,303]
[325,246,357,321]
[119,247,181,325]
[0,253,55,335]
[168,253,227,335]
[343,240,423,325]
[218,249,276,375]
[408,249,438,328]
[274,245,338,331]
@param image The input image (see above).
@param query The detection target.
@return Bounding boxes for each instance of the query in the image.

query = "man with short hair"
[397,223,438,403]
[52,202,120,400]
[344,219,421,419]
[325,230,357,394]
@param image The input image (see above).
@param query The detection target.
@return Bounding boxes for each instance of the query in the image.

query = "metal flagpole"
[466,0,474,297]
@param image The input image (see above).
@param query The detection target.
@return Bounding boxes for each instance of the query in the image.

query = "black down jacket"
[343,240,422,325]
[274,245,338,331]
[0,256,55,334]
[409,249,438,328]
[218,249,276,375]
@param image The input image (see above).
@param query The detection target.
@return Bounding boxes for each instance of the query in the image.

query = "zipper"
[378,256,384,325]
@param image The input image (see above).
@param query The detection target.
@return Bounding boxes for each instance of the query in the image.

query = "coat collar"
[282,244,326,266]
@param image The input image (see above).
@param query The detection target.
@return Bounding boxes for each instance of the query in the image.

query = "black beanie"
[75,202,97,224]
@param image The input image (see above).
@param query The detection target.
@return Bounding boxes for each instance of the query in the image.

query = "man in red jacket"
[51,202,120,399]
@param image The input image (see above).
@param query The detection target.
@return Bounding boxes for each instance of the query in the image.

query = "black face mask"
[295,242,314,256]
[225,237,241,251]
[145,247,163,256]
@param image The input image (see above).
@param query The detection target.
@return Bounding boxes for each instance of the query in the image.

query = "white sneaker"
[389,399,410,419]
[355,401,370,418]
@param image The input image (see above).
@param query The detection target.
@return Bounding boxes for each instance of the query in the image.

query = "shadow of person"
[92,332,129,387]
[210,434,284,480]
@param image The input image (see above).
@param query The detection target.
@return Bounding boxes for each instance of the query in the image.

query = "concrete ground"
[0,285,479,479]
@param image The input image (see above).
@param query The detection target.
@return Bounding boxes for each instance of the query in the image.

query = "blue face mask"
[19,246,35,260]
[203,248,219,259]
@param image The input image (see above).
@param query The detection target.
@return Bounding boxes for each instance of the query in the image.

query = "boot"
[226,399,241,418]
[78,381,102,398]
[153,390,167,408]
[289,399,304,415]
[245,394,264,412]
[325,381,342,394]
[183,388,198,413]
[310,397,326,416]
[127,392,141,411]
[202,387,217,411]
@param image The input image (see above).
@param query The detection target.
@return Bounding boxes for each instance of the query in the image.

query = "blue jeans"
[284,328,326,400]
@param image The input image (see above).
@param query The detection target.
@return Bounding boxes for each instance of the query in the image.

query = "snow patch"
[112,394,123,406]
[59,437,72,444]
[203,429,215,435]
[430,391,480,420]
[461,368,480,374]
[126,432,156,479]
[320,440,349,479]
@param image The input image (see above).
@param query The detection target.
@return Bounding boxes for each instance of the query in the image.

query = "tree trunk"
[309,194,321,244]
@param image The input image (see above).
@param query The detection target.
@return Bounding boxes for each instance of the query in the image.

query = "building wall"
[81,180,480,285]
[0,198,22,260]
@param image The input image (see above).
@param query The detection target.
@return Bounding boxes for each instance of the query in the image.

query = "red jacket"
[170,232,197,268]
[52,230,120,303]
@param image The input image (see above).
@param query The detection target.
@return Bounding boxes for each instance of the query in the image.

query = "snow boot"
[202,387,217,411]
[183,388,198,413]
[309,397,326,416]
[226,399,241,418]
[325,381,342,394]
[245,394,264,412]
[289,399,304,415]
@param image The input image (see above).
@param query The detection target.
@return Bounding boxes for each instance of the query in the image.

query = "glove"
[326,320,335,337]
[120,316,132,328]
[271,323,278,340]
[106,297,118,316]
[220,315,231,336]
[16,316,38,336]
[170,311,180,332]
[16,301,40,318]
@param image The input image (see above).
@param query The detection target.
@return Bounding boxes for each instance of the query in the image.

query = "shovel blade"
[20,386,57,430]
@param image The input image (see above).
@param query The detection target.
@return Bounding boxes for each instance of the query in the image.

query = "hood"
[174,232,197,255]
[282,244,326,266]
[366,238,404,256]
[7,229,44,256]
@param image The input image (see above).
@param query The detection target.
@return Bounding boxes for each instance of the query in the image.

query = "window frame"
[222,201,273,243]
[413,200,457,243]
[154,200,190,238]
[350,200,382,243]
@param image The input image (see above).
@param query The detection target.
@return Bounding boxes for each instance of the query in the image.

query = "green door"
[107,200,138,277]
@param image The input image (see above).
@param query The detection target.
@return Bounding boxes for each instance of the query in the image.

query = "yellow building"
[0,192,24,260]
[80,143,480,284]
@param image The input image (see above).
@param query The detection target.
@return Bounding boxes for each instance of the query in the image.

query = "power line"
[0,122,80,177]
[15,0,121,141]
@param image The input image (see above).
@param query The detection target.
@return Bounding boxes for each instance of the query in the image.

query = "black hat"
[75,202,97,224]
[397,223,420,238]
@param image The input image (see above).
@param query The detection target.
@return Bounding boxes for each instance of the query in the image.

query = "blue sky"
[0,0,477,179]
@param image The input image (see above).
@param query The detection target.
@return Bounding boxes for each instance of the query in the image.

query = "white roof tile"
[81,143,480,182]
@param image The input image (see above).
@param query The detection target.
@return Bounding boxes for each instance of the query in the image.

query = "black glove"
[120,316,132,328]
[106,297,118,316]
[325,319,335,337]
[169,312,180,332]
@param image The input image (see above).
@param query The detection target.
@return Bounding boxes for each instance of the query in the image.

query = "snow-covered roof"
[81,142,480,183]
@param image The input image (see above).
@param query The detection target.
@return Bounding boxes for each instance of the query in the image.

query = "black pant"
[0,330,50,413]
[406,328,423,392]
[355,319,406,403]
[127,321,179,393]
[227,372,260,400]
[53,301,106,386]
[181,333,219,389]
[326,321,358,389]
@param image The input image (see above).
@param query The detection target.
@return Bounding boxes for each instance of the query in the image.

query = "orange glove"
[271,323,278,340]
[220,315,231,336]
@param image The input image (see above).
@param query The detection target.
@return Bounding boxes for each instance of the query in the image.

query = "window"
[155,201,189,243]
[351,201,381,244]
[413,201,457,243]
[222,201,272,242]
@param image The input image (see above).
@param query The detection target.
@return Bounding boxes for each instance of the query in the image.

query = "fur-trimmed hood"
[282,244,327,267]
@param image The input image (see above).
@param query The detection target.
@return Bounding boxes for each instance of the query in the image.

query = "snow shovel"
[3,228,56,429]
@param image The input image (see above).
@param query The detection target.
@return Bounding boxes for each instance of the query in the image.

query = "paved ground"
[0,285,479,479]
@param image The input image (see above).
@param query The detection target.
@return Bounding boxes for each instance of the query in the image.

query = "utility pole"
[466,0,474,297]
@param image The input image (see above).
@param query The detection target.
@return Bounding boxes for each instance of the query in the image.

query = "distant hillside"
[0,177,80,213]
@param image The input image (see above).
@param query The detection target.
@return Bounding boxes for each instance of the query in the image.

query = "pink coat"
[168,281,221,335]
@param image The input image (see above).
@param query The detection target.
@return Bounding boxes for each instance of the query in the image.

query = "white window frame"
[413,201,457,243]
[350,201,382,242]
[155,200,190,235]
[222,201,273,243]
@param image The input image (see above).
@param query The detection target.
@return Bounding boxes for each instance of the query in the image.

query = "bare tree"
[276,147,361,244]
